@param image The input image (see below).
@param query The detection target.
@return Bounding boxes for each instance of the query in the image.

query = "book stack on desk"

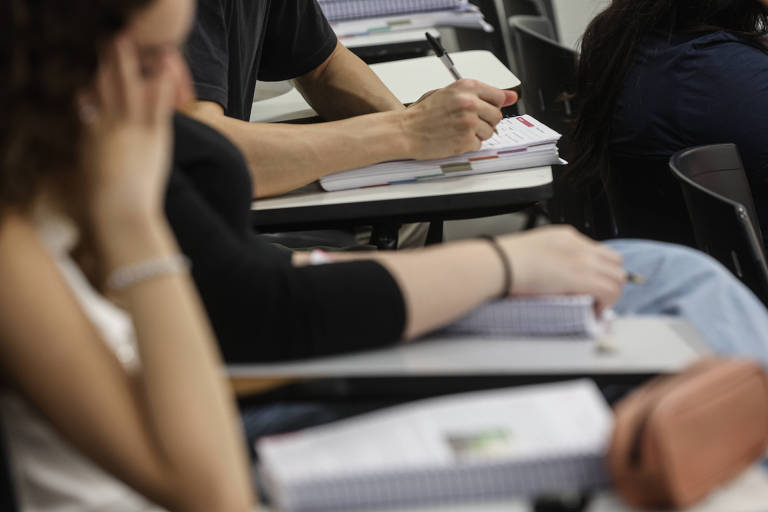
[320,0,469,22]
[320,115,563,191]
[443,295,610,338]
[258,380,613,512]
[330,5,493,39]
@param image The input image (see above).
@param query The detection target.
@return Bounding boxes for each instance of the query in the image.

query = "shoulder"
[683,32,768,74]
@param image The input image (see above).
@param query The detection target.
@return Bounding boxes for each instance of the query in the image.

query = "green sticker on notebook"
[441,162,473,173]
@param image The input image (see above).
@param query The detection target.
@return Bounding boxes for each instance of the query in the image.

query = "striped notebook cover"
[443,296,609,338]
[258,380,612,511]
[319,0,467,22]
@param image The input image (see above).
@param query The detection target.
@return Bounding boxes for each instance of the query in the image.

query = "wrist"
[478,236,513,298]
[92,213,177,271]
[377,110,414,160]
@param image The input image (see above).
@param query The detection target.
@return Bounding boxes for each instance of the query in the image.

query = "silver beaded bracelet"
[106,254,191,291]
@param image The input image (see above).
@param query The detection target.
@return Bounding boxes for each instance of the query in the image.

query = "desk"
[230,316,708,399]
[251,166,553,246]
[250,50,521,123]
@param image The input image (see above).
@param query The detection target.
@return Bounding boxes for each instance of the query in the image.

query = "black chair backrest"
[508,15,615,238]
[670,144,768,305]
[508,15,577,135]
[0,420,18,511]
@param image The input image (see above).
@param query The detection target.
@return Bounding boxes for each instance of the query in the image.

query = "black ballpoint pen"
[425,32,463,81]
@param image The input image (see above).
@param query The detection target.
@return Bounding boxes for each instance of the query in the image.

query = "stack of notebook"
[319,0,469,22]
[330,4,493,38]
[258,380,613,511]
[320,115,563,191]
[443,295,610,338]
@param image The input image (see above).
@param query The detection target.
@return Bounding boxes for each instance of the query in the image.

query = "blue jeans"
[609,239,768,366]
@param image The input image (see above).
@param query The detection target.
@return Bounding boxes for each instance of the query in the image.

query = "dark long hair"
[0,0,152,214]
[568,0,768,184]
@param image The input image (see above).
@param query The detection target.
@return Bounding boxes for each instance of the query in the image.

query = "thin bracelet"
[106,254,191,291]
[479,235,513,298]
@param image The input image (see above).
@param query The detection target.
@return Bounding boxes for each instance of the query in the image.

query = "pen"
[628,273,646,284]
[425,32,463,81]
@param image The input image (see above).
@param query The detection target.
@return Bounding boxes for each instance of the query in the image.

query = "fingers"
[93,35,143,123]
[475,100,503,137]
[95,43,121,121]
[114,36,142,119]
[502,90,519,107]
[455,79,507,108]
[144,56,176,125]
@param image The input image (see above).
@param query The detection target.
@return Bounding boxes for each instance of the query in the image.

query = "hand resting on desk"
[296,225,626,339]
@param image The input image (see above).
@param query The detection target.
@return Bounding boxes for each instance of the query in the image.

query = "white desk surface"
[229,317,708,379]
[250,50,521,123]
[252,166,552,211]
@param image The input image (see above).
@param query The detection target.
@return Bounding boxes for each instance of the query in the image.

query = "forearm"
[295,240,505,340]
[186,105,410,198]
[0,214,253,512]
[97,216,253,511]
[294,43,405,121]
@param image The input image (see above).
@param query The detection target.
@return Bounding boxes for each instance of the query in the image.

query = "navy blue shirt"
[611,31,768,232]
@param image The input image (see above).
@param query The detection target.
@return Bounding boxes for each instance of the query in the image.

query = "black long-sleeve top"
[166,114,406,362]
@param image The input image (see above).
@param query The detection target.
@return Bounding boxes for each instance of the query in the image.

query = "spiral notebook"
[258,380,613,512]
[442,295,610,339]
[319,0,467,22]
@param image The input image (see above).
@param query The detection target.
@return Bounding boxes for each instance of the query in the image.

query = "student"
[170,112,768,368]
[569,0,768,243]
[0,0,253,510]
[183,0,519,200]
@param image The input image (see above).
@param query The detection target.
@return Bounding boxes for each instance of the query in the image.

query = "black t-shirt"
[167,114,406,362]
[186,0,338,121]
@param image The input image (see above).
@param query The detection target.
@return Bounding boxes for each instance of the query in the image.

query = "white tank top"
[1,212,164,511]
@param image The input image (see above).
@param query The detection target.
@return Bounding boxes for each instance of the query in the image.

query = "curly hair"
[0,0,153,213]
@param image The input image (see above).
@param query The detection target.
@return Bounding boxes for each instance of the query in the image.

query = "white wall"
[550,0,610,51]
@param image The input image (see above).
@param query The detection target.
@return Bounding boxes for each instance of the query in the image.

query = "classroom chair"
[670,144,768,306]
[508,15,613,238]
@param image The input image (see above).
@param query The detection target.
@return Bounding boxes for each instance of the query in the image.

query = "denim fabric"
[609,239,768,365]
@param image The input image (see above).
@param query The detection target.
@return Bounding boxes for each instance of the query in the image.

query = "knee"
[607,239,732,284]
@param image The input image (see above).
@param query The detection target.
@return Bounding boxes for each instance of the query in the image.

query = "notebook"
[258,380,613,512]
[442,295,611,339]
[332,5,493,38]
[319,0,467,22]
[319,115,562,191]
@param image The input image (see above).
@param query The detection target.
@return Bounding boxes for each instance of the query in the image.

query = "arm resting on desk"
[293,42,405,120]
[183,81,516,198]
[295,226,626,340]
